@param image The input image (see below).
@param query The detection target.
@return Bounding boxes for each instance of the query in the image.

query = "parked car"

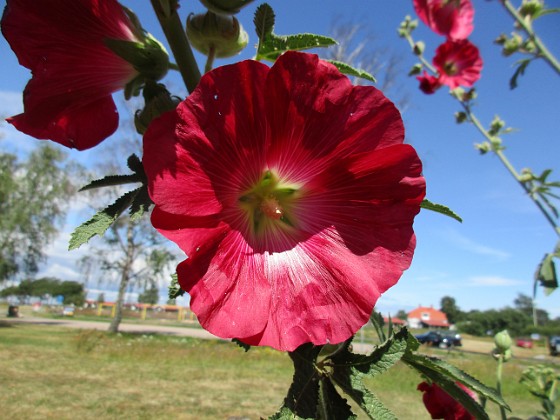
[415,331,462,348]
[549,336,560,356]
[515,337,533,349]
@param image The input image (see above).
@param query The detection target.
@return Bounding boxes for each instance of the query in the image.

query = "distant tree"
[459,307,532,337]
[514,292,549,326]
[138,285,159,305]
[97,293,105,303]
[80,214,175,333]
[56,281,85,306]
[395,309,408,321]
[440,296,463,324]
[0,144,77,282]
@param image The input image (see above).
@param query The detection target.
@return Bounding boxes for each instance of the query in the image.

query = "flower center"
[444,61,458,75]
[238,170,300,237]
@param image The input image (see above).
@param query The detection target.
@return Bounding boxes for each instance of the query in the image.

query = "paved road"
[3,316,375,354]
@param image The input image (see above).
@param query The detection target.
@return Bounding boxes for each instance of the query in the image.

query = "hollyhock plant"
[1,0,166,150]
[413,0,474,40]
[143,51,425,351]
[433,39,482,89]
[418,381,477,420]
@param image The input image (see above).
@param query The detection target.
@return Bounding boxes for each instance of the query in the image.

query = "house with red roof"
[407,306,450,329]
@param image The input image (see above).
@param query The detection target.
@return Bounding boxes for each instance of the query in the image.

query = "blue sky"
[1,1,560,317]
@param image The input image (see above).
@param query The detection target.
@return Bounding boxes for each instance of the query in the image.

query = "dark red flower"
[1,0,141,150]
[433,39,482,88]
[418,381,477,420]
[413,0,474,40]
[417,71,442,94]
[143,52,425,351]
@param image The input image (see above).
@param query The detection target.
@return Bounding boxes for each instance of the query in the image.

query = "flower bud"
[489,115,506,136]
[519,0,544,18]
[413,41,425,56]
[494,330,513,352]
[455,111,468,124]
[187,12,248,58]
[408,63,423,76]
[475,142,491,155]
[199,0,254,15]
[502,33,523,57]
[135,82,180,134]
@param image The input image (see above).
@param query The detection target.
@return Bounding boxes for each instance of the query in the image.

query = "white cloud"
[467,275,524,287]
[442,228,510,261]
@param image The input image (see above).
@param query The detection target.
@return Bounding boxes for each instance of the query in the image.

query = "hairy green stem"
[150,0,201,93]
[501,0,560,75]
[496,356,507,420]
[464,105,560,236]
[204,46,216,74]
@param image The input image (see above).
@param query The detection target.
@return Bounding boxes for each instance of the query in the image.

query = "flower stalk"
[500,0,560,76]
[150,0,201,93]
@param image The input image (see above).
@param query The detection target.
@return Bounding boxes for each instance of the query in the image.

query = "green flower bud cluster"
[187,11,249,58]
[398,16,418,38]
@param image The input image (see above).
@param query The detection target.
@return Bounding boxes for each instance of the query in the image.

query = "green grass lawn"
[0,321,553,419]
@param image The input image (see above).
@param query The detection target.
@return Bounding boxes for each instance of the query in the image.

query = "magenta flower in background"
[413,0,474,40]
[143,51,425,351]
[1,0,140,150]
[418,381,477,420]
[417,71,442,94]
[433,39,482,89]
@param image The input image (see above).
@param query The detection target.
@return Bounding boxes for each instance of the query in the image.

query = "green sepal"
[168,273,185,299]
[68,188,140,250]
[270,344,322,420]
[402,352,510,417]
[232,338,251,352]
[421,199,462,222]
[318,377,356,419]
[327,60,376,83]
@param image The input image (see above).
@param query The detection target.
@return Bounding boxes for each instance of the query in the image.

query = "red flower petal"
[1,0,139,149]
[413,0,474,40]
[144,52,426,351]
[418,382,477,420]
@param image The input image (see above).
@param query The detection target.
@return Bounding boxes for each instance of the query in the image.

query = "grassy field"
[0,320,555,419]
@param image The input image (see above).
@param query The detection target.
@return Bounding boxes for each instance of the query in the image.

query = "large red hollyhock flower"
[144,52,426,351]
[418,382,477,420]
[433,39,482,89]
[1,0,141,150]
[413,0,474,40]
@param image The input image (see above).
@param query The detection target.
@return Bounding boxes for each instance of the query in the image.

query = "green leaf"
[328,329,409,418]
[536,252,558,295]
[257,33,337,61]
[168,273,185,299]
[68,189,139,250]
[509,58,531,89]
[331,369,397,420]
[402,352,510,417]
[327,60,376,82]
[232,338,251,352]
[318,378,356,419]
[254,3,275,40]
[270,344,322,420]
[369,311,387,342]
[129,185,152,221]
[421,199,462,222]
[79,174,142,192]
